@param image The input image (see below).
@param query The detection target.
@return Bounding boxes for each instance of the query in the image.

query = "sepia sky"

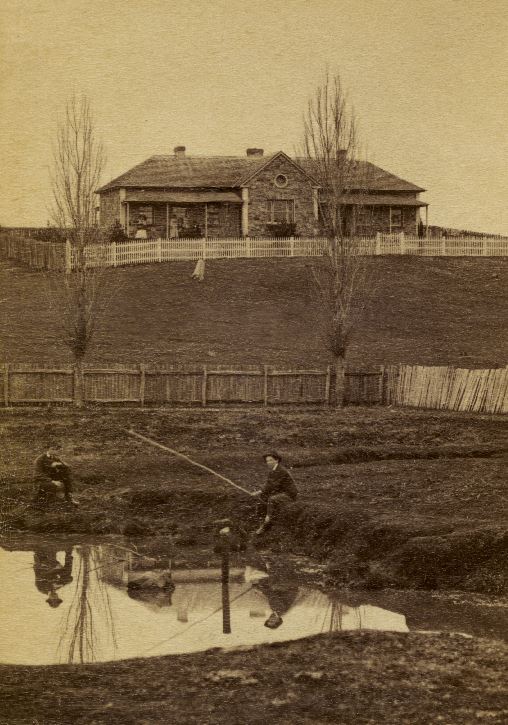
[0,0,506,233]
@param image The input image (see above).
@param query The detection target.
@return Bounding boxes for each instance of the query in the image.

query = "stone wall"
[99,190,121,229]
[247,155,317,237]
[346,204,419,235]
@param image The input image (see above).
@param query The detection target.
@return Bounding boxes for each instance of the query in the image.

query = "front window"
[269,199,295,223]
[390,208,402,229]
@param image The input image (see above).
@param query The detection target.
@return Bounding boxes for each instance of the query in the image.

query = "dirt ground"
[1,631,507,724]
[1,256,507,367]
[1,406,506,594]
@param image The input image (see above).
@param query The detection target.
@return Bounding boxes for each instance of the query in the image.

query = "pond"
[0,540,506,666]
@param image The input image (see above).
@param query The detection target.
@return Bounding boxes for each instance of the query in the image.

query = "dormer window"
[274,174,288,188]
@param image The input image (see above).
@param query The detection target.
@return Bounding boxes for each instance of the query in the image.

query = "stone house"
[97,147,427,238]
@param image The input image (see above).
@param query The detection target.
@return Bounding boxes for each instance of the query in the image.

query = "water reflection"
[57,546,118,664]
[33,543,74,608]
[0,541,419,666]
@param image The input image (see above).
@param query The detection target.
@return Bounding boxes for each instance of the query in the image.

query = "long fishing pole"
[125,428,256,498]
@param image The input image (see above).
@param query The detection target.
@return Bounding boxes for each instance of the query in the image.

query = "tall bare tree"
[48,95,113,404]
[303,72,374,405]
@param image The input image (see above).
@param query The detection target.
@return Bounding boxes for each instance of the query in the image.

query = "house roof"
[296,159,425,193]
[98,156,268,192]
[98,153,425,194]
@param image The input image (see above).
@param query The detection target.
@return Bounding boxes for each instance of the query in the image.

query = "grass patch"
[1,255,507,366]
[0,631,506,724]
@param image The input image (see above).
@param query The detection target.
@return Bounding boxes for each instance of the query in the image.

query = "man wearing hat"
[252,452,298,535]
[34,444,78,506]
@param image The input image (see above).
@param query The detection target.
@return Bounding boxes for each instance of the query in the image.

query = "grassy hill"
[1,255,507,367]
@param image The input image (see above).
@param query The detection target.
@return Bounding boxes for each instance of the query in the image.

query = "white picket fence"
[67,233,508,270]
[70,236,327,269]
[2,233,508,271]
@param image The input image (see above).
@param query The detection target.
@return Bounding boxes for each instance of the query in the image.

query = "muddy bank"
[1,407,507,594]
[3,483,506,596]
[1,631,507,724]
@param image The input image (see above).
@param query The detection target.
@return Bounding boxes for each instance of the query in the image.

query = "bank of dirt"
[1,631,507,724]
[1,407,506,595]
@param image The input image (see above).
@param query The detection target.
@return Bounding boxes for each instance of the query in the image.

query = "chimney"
[246,148,264,157]
[174,146,186,158]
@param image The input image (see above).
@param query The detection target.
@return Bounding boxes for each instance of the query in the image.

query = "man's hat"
[263,452,281,462]
[46,593,63,608]
[264,612,283,629]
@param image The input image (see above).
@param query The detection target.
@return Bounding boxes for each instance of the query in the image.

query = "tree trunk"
[334,357,345,407]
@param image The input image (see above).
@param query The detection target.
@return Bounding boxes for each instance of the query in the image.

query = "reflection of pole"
[220,529,231,635]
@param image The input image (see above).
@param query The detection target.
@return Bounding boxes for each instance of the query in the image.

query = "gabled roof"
[98,153,424,193]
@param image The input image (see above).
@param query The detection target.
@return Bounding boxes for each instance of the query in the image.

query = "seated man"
[34,444,77,506]
[253,452,298,535]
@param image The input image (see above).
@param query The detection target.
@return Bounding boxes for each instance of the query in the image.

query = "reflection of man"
[254,578,299,629]
[253,452,298,535]
[33,545,74,608]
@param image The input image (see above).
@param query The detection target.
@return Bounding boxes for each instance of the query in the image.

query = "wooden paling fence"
[383,364,508,414]
[1,363,506,413]
[0,236,66,270]
[2,233,508,272]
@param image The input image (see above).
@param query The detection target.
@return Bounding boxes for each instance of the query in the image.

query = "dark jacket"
[255,579,299,616]
[35,453,71,484]
[261,465,298,501]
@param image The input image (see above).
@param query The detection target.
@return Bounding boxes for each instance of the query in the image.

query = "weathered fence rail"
[2,233,508,271]
[1,363,506,413]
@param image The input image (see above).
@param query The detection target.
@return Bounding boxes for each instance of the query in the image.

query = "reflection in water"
[1,543,411,665]
[33,543,73,608]
[221,547,231,635]
[57,546,118,664]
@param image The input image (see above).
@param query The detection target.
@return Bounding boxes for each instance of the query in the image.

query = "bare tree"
[47,95,114,404]
[303,72,374,405]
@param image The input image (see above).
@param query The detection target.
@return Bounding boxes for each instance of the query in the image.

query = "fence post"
[3,363,9,407]
[379,366,385,404]
[139,363,146,406]
[246,236,251,258]
[65,240,72,273]
[290,236,295,257]
[441,236,446,256]
[111,241,117,267]
[482,238,488,256]
[324,365,331,406]
[202,238,207,261]
[263,365,269,406]
[157,237,162,263]
[399,232,405,254]
[375,232,381,255]
[73,364,85,406]
[202,365,208,407]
